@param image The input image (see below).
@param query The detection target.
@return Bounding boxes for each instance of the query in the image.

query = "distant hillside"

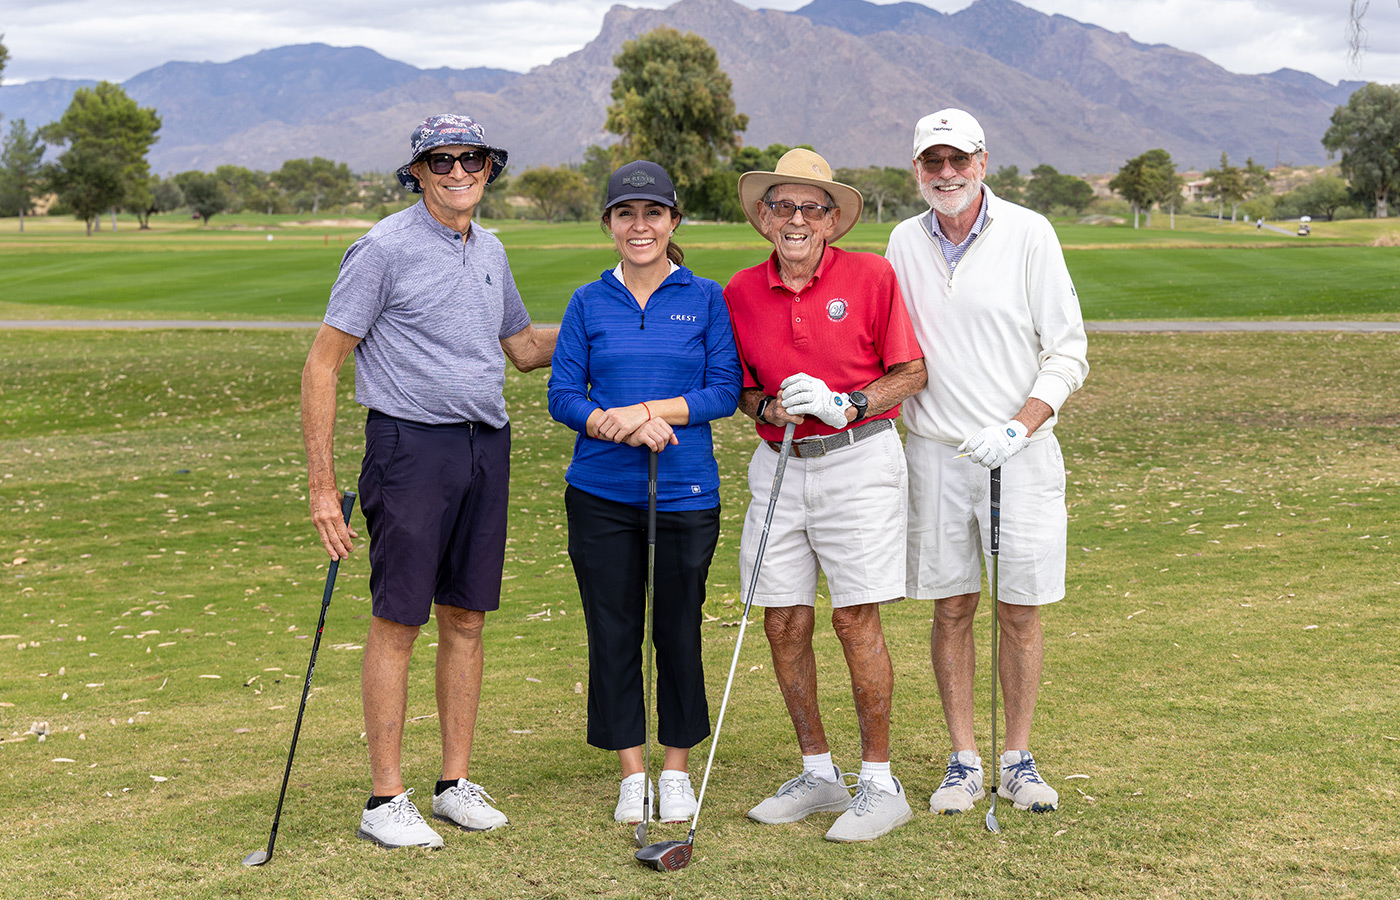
[0,0,1361,176]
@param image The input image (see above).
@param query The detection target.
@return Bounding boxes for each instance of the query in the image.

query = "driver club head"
[635,839,693,872]
[241,850,271,867]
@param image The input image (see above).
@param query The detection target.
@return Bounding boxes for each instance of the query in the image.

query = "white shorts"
[739,428,907,609]
[905,432,1066,606]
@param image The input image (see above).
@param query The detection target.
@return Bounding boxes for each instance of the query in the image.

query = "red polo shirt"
[724,244,923,442]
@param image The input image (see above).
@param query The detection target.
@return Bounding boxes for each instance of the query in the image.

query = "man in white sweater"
[885,109,1089,817]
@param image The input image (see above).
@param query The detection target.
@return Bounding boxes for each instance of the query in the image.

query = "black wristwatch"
[848,390,869,422]
[756,394,776,424]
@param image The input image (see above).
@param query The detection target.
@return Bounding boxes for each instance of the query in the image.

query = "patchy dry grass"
[1,330,1397,899]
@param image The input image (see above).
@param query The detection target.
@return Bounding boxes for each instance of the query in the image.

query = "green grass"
[2,328,1397,899]
[3,212,1398,323]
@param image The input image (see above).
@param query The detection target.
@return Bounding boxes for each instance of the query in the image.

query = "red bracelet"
[640,401,653,420]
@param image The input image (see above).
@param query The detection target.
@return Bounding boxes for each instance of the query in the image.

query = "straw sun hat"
[737,148,864,243]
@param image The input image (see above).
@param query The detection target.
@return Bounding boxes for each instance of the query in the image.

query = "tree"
[515,165,591,222]
[152,177,185,216]
[605,27,748,205]
[0,32,8,85]
[214,165,285,215]
[173,170,230,225]
[275,157,354,214]
[40,82,161,232]
[1204,152,1249,222]
[46,145,125,235]
[1286,173,1353,221]
[1322,82,1400,218]
[984,165,1027,204]
[0,119,46,231]
[1108,149,1180,228]
[1025,165,1094,216]
[836,166,917,223]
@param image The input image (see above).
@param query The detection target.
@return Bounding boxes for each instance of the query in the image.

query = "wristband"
[640,401,653,420]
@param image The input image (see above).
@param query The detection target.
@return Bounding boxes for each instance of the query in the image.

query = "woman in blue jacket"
[548,161,741,826]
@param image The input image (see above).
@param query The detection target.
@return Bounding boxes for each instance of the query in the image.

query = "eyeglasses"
[918,152,980,173]
[764,199,832,221]
[425,150,488,176]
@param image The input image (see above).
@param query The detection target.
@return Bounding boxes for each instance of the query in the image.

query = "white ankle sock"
[860,760,897,794]
[802,752,838,782]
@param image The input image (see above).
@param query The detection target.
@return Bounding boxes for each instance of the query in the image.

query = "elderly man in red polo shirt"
[723,149,927,843]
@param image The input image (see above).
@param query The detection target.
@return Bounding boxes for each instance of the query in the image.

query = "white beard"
[921,177,981,218]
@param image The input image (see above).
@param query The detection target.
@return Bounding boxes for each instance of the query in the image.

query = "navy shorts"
[358,410,510,626]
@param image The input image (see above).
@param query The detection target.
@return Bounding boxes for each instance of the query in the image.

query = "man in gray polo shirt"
[301,113,556,850]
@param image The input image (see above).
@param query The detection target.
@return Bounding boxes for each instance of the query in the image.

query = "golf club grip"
[989,467,1001,556]
[647,452,658,545]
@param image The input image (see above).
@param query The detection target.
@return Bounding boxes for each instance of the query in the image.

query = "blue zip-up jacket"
[548,265,741,510]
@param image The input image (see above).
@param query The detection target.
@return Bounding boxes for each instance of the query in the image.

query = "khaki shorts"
[739,428,907,609]
[905,432,1066,606]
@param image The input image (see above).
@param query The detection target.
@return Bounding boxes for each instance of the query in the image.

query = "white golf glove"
[959,420,1030,469]
[780,372,850,429]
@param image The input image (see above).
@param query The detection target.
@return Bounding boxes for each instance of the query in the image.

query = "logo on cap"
[622,170,656,188]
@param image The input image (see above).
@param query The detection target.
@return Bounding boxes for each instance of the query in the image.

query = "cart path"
[4,320,1400,332]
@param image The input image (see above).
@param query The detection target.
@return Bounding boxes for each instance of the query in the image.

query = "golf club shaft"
[989,468,1001,821]
[261,490,356,857]
[639,451,658,839]
[689,422,796,840]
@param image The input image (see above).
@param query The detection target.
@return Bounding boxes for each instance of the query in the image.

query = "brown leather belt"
[765,417,893,458]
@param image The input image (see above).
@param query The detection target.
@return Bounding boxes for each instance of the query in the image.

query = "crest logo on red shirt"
[826,298,848,322]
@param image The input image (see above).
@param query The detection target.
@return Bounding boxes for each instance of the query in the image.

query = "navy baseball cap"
[605,160,677,210]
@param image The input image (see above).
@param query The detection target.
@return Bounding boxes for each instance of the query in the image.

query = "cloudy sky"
[3,0,1398,87]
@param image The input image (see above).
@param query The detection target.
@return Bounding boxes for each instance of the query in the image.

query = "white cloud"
[2,0,1397,86]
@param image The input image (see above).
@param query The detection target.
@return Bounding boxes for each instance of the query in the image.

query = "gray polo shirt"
[324,201,531,427]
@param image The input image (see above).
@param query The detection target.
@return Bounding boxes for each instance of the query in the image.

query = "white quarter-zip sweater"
[886,187,1089,446]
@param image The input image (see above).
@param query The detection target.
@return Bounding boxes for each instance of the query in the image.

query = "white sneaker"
[357,789,444,849]
[998,750,1059,812]
[658,772,697,823]
[929,750,985,814]
[432,778,509,832]
[824,776,913,842]
[614,775,655,824]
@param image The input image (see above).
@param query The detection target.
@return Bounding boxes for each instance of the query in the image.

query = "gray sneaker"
[824,776,913,842]
[747,767,852,824]
[998,750,1059,812]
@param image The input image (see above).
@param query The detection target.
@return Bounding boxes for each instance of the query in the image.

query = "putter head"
[241,850,271,867]
[635,839,693,871]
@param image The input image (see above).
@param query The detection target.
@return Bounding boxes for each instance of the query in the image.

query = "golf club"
[985,467,1002,835]
[636,421,796,872]
[242,490,357,867]
[634,451,659,850]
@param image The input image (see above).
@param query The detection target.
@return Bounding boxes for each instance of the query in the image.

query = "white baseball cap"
[912,109,986,158]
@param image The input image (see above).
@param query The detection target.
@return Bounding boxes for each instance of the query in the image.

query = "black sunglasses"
[425,150,489,176]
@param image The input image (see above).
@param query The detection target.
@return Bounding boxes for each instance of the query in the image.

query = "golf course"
[1,212,1397,899]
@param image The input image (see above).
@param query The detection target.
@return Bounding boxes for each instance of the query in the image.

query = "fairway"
[2,212,1398,323]
[1,325,1397,899]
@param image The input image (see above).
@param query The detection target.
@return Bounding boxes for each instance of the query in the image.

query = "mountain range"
[0,0,1364,176]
